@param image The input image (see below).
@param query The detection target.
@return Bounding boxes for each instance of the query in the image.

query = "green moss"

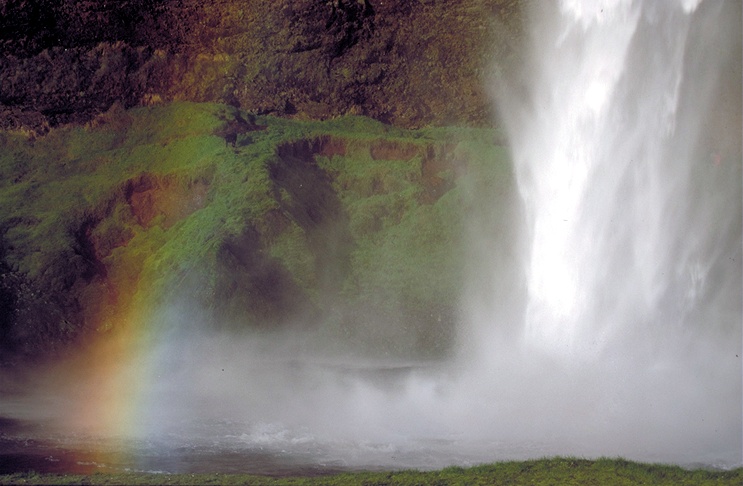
[269,221,316,296]
[123,102,226,146]
[0,102,515,357]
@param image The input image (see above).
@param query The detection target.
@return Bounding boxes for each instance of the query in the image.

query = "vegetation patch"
[1,458,740,485]
[0,102,512,364]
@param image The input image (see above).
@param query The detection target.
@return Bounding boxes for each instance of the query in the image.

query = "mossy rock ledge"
[0,102,514,365]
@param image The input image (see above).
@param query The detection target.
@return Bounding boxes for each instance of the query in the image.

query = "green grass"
[1,458,740,485]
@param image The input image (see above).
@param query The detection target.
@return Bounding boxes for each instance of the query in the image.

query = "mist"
[1,0,741,474]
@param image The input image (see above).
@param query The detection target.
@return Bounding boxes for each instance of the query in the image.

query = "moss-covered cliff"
[0,102,514,365]
[0,0,524,132]
[0,1,524,365]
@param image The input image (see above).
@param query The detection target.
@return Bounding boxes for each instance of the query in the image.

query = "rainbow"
[64,267,165,469]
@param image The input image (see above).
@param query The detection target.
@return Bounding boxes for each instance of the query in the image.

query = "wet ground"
[0,362,467,476]
[0,416,346,475]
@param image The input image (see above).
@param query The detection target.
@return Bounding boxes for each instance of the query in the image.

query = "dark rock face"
[272,139,355,299]
[0,0,524,131]
[0,252,82,365]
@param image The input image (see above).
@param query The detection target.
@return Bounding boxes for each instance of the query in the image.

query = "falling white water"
[460,0,742,465]
[496,0,741,359]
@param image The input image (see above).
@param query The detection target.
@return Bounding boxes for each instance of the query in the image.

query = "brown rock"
[0,0,525,131]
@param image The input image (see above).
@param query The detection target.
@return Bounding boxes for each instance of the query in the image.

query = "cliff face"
[0,1,524,365]
[0,0,524,131]
[0,103,515,365]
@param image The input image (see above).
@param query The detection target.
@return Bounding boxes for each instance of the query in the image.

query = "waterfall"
[491,0,742,360]
[1,0,738,473]
[458,0,742,464]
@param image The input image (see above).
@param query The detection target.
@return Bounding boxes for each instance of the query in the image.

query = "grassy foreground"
[1,458,741,485]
